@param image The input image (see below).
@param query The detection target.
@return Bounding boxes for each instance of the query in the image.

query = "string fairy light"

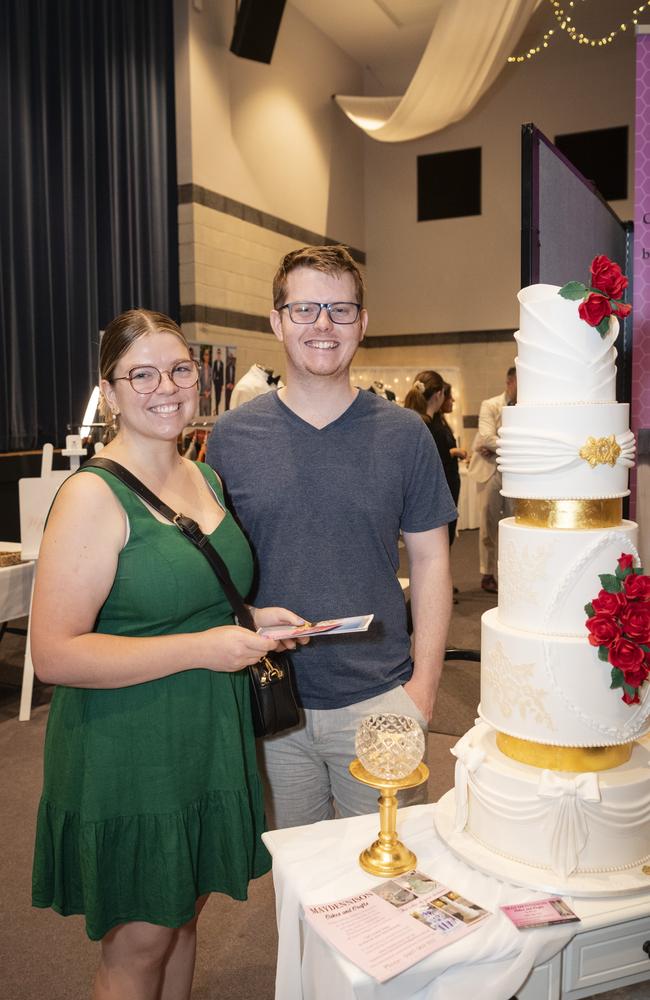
[507,0,647,63]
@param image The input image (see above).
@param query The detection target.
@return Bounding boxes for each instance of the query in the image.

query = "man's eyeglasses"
[278,302,361,325]
[112,361,200,394]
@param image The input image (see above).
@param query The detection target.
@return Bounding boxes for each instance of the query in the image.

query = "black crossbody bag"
[86,457,300,737]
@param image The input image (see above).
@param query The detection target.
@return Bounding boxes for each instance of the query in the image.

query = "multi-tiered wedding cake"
[435,257,650,894]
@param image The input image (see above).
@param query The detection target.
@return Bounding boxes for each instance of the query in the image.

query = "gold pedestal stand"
[349,758,429,877]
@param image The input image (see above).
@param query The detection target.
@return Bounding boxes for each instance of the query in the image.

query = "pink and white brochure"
[501,898,580,930]
[257,615,373,640]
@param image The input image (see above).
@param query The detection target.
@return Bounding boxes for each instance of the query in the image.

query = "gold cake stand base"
[349,759,429,877]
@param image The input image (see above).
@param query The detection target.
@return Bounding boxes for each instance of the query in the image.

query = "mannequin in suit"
[225,354,236,411]
[212,349,224,415]
[467,367,516,593]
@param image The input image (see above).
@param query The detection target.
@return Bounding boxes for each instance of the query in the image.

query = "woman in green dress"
[31,309,306,1000]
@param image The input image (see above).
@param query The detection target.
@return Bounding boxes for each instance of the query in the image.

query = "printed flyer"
[501,897,580,930]
[303,870,490,983]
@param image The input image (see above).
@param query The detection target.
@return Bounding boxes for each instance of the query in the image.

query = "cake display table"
[0,541,34,624]
[262,803,650,1000]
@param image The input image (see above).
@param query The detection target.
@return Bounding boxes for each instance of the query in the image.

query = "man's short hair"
[507,366,516,378]
[272,245,365,310]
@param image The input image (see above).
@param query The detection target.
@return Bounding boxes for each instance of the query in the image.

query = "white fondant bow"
[537,770,601,878]
[537,771,601,802]
[450,733,485,832]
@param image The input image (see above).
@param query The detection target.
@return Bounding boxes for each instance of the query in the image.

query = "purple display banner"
[632,27,650,532]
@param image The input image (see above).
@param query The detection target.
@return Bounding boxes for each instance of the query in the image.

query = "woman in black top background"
[404,373,467,547]
[432,383,467,546]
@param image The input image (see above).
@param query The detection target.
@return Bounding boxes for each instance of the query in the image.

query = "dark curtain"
[0,0,179,451]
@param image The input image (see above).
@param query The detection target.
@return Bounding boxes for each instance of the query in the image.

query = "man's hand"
[403,675,435,724]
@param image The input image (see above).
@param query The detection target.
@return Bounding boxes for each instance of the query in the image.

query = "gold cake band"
[514,498,622,530]
[496,732,634,772]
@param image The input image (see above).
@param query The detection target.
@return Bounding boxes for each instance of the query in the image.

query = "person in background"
[198,346,212,416]
[224,352,236,411]
[30,309,305,1000]
[212,347,224,415]
[207,245,456,830]
[468,366,517,593]
[433,382,467,547]
[404,373,465,600]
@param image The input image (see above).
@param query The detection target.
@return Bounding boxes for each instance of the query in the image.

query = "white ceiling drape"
[334,0,541,143]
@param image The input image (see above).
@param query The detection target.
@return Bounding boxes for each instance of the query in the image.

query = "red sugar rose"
[612,301,632,319]
[586,614,621,647]
[624,573,650,602]
[618,553,635,572]
[578,293,612,328]
[609,637,645,672]
[619,604,650,642]
[591,589,627,615]
[621,663,649,689]
[622,689,641,705]
[590,255,628,299]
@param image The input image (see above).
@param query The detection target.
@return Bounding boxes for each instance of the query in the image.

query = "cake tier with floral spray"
[499,255,634,499]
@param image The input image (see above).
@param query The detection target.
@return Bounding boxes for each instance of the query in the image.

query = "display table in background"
[0,542,34,624]
[263,804,650,1000]
[457,466,479,531]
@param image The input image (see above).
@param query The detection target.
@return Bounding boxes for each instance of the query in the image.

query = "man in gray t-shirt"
[207,245,456,829]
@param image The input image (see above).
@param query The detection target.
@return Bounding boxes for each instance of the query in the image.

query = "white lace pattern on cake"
[484,642,555,731]
[537,771,601,878]
[498,538,551,609]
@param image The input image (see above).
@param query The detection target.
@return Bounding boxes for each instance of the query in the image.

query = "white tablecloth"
[263,804,579,1000]
[0,542,34,622]
[457,466,479,532]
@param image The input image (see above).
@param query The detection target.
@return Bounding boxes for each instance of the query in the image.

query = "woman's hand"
[450,447,467,460]
[201,625,283,672]
[248,606,311,650]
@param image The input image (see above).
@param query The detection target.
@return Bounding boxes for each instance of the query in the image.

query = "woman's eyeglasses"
[112,361,200,394]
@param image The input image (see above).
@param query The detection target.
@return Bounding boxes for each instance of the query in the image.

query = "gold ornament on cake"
[579,435,622,468]
[350,714,427,877]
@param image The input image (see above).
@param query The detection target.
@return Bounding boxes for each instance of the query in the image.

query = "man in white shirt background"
[468,366,516,593]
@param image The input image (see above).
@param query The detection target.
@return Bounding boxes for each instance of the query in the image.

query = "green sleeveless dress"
[32,463,270,940]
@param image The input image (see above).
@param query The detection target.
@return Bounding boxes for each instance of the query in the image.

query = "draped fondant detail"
[498,427,635,475]
[537,771,601,878]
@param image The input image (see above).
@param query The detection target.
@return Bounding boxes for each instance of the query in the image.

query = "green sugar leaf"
[599,645,612,662]
[558,281,587,300]
[584,602,595,617]
[599,573,622,593]
[610,667,624,688]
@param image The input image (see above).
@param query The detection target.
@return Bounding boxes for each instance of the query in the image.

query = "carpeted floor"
[0,531,645,999]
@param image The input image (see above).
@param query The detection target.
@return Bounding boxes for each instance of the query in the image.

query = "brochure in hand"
[501,897,580,930]
[304,870,490,983]
[258,614,374,641]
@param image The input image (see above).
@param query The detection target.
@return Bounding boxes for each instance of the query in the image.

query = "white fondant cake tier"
[453,723,650,878]
[516,284,619,404]
[498,402,634,499]
[479,607,650,746]
[497,518,639,635]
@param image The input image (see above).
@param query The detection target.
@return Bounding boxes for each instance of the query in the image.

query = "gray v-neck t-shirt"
[207,389,456,709]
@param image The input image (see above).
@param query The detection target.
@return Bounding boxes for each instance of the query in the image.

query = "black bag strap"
[85,456,256,631]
